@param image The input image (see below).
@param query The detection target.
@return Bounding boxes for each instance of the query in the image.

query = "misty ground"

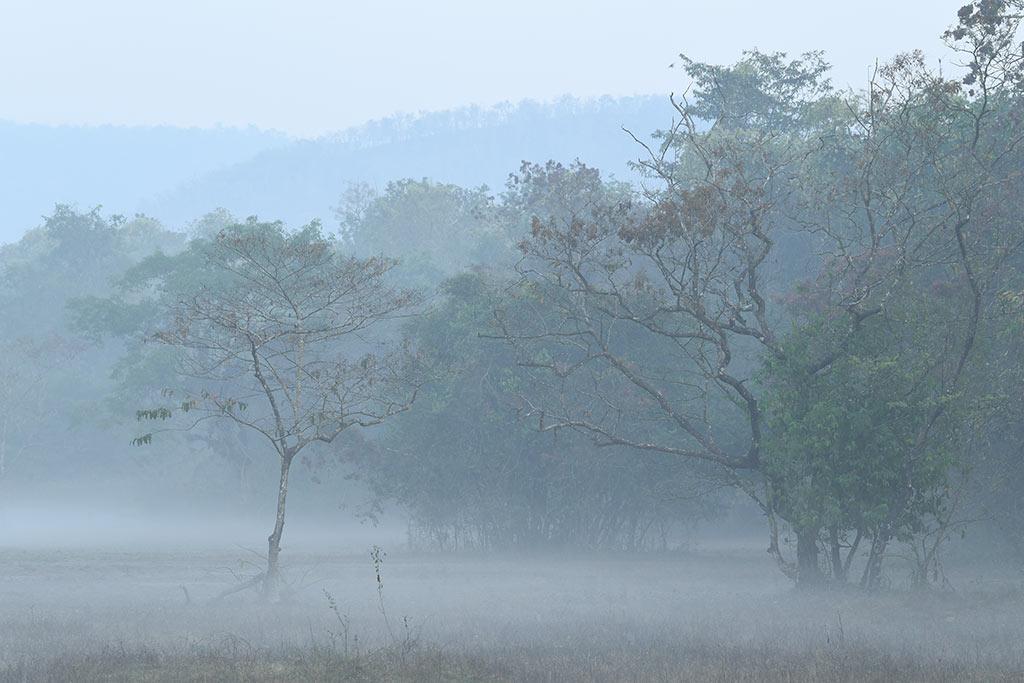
[2,511,1023,682]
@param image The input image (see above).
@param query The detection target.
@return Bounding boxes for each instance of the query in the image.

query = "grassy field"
[0,542,1022,681]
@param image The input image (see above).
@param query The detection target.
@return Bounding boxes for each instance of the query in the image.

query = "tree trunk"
[860,528,890,590]
[829,526,845,583]
[0,418,8,480]
[843,527,863,580]
[796,527,823,589]
[265,452,293,600]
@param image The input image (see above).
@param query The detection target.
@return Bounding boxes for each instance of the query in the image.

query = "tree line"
[1,1,1023,593]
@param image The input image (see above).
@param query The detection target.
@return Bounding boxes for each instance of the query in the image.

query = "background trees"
[337,179,503,285]
[0,207,187,492]
[334,162,722,552]
[353,272,721,551]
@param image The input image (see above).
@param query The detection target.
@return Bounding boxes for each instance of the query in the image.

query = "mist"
[3,2,1024,682]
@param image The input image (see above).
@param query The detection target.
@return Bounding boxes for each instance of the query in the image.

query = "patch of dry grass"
[1,547,1022,681]
[3,637,1021,682]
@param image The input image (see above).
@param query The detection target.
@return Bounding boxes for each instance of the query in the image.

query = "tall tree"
[493,1,1024,587]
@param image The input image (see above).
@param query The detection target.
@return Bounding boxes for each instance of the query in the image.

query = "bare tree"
[138,220,420,599]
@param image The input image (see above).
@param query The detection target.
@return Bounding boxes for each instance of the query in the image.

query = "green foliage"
[130,434,152,447]
[0,206,201,484]
[337,179,504,287]
[674,50,837,131]
[136,408,173,422]
[761,314,958,539]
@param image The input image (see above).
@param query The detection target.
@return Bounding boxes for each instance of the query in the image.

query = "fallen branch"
[209,573,265,604]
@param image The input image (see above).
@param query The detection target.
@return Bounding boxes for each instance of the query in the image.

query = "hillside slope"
[140,96,669,229]
[1,96,670,241]
[0,122,288,242]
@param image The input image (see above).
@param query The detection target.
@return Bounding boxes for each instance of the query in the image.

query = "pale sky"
[0,0,966,137]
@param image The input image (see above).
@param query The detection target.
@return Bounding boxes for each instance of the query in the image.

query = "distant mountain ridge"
[0,122,289,243]
[140,96,670,230]
[1,96,671,242]
[321,96,664,149]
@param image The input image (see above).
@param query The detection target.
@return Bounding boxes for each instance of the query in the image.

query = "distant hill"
[140,96,671,230]
[1,96,672,242]
[0,122,289,243]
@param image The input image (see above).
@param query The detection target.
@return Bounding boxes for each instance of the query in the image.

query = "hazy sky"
[0,0,965,137]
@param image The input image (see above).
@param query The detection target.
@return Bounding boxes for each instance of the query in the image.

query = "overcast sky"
[0,0,966,137]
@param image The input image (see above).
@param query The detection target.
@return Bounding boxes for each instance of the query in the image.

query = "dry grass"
[0,545,1022,681]
[4,638,1020,682]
